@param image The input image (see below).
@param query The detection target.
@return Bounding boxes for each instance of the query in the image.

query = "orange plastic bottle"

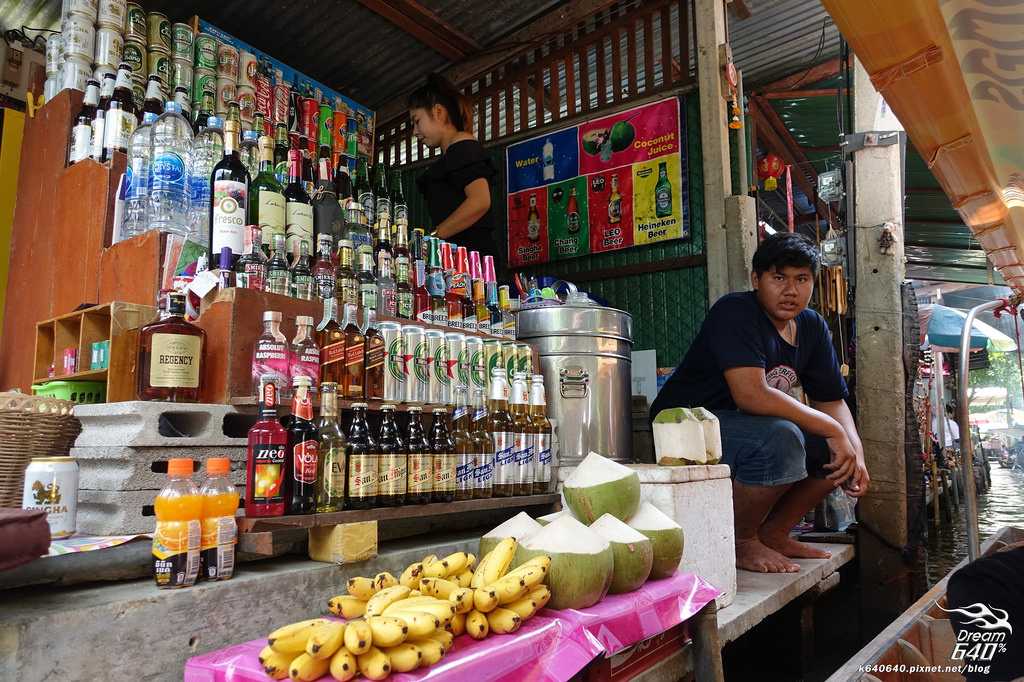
[199,457,240,581]
[152,458,202,588]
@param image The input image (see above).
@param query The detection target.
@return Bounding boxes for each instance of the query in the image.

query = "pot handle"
[559,366,589,398]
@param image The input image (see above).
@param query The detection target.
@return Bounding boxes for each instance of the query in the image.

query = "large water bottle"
[120,111,158,243]
[148,101,194,236]
[189,115,224,247]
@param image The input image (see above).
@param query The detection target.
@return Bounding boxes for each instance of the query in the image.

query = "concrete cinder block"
[73,401,248,448]
[74,445,247,490]
[77,486,244,535]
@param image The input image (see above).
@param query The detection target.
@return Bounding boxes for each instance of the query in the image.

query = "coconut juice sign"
[506,97,687,267]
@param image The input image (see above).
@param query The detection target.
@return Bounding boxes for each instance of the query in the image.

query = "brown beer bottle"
[451,387,474,501]
[345,403,378,509]
[341,303,364,399]
[405,406,432,504]
[377,404,407,507]
[529,374,554,494]
[488,368,516,497]
[471,387,493,498]
[509,372,533,496]
[317,298,345,386]
[364,309,386,400]
[430,407,455,503]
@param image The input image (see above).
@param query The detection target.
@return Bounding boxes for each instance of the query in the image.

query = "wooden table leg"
[690,600,724,682]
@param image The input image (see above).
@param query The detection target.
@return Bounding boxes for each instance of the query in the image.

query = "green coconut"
[589,513,654,593]
[515,515,613,610]
[610,120,635,152]
[563,452,641,524]
[628,502,684,579]
[536,509,572,526]
[479,511,543,557]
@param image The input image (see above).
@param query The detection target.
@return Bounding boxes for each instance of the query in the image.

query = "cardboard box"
[308,521,378,564]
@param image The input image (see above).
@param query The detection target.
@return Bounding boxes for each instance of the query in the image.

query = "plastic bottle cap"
[167,458,193,476]
[206,457,230,475]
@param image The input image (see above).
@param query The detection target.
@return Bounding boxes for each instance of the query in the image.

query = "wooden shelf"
[230,396,433,412]
[33,368,108,383]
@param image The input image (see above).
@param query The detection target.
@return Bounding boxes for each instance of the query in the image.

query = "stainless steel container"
[515,293,633,464]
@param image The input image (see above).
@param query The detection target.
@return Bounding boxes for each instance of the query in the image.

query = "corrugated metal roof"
[0,0,59,32]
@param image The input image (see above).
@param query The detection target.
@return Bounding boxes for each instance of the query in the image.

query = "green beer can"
[171,22,194,59]
[483,339,503,391]
[193,32,217,70]
[122,40,146,79]
[126,3,147,43]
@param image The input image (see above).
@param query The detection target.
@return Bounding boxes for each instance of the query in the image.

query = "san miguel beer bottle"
[529,375,554,494]
[405,406,432,504]
[346,403,378,509]
[488,369,516,497]
[451,387,474,501]
[471,387,493,498]
[377,404,407,507]
[430,408,455,503]
[510,372,534,496]
[287,376,319,514]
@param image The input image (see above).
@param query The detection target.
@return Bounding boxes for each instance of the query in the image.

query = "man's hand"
[844,456,870,497]
[823,431,858,486]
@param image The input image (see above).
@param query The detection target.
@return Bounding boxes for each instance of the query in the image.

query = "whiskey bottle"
[137,292,206,402]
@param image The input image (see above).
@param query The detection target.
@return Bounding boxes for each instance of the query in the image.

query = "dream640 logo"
[940,601,1012,671]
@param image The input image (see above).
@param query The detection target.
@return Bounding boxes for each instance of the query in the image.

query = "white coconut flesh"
[536,509,571,525]
[628,502,680,531]
[565,452,635,487]
[517,515,614,610]
[479,511,543,557]
[521,514,610,554]
[589,513,649,543]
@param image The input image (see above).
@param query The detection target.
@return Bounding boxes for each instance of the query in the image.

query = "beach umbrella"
[919,304,1018,352]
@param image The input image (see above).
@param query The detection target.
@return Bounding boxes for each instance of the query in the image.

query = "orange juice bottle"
[199,457,240,581]
[152,458,201,588]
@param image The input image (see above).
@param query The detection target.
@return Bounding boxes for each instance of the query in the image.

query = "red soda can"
[332,109,347,155]
[255,72,273,122]
[301,97,320,141]
[288,131,301,150]
[272,78,289,127]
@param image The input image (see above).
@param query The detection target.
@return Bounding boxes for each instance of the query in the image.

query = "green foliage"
[968,351,1024,406]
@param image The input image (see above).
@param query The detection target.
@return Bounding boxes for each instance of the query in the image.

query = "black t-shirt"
[416,138,497,260]
[651,291,848,415]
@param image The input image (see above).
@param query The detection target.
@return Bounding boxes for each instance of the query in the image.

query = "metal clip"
[559,366,589,399]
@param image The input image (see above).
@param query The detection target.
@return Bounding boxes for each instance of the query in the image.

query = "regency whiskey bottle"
[137,292,206,402]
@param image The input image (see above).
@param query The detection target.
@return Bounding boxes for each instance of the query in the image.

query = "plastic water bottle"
[240,129,260,180]
[120,111,158,243]
[190,115,224,247]
[148,101,194,236]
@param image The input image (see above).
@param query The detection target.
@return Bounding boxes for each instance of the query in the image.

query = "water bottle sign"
[153,152,186,189]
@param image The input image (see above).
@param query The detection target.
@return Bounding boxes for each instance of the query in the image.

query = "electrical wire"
[779,18,829,92]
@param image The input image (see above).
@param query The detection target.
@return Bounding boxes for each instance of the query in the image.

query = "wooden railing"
[377,0,693,167]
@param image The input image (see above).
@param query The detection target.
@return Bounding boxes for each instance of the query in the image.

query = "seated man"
[650,232,868,573]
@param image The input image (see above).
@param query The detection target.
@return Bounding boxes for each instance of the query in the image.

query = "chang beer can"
[501,341,517,381]
[515,342,532,376]
[193,32,217,70]
[465,336,485,392]
[97,0,127,31]
[380,322,404,402]
[22,457,79,539]
[482,339,503,391]
[171,22,193,59]
[148,50,170,86]
[122,40,146,80]
[147,12,171,53]
[446,332,469,397]
[125,3,146,43]
[425,329,447,405]
[402,325,426,404]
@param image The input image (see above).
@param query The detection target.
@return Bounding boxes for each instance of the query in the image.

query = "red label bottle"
[245,379,289,517]
[287,377,319,514]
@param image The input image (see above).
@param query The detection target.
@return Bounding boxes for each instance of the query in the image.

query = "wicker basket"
[0,391,82,508]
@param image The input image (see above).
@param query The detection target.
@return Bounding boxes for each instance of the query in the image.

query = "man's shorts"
[712,410,832,486]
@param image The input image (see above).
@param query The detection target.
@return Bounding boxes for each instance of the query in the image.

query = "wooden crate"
[97,230,208,308]
[33,302,158,402]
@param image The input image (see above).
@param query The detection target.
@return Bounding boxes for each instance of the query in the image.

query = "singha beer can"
[402,325,426,404]
[446,332,468,398]
[425,329,447,405]
[465,336,486,392]
[515,343,532,376]
[482,339,503,391]
[22,457,79,539]
[380,322,404,402]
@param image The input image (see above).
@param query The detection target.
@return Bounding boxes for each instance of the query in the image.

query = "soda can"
[515,342,532,376]
[147,50,170,86]
[62,13,96,61]
[193,32,217,70]
[125,3,146,42]
[465,336,486,391]
[171,22,193,59]
[332,108,348,154]
[216,42,239,80]
[22,457,79,539]
[425,329,447,405]
[215,76,236,114]
[446,332,468,397]
[483,339,503,390]
[66,0,98,22]
[402,325,427,404]
[97,0,127,31]
[147,12,171,53]
[46,34,63,76]
[272,69,289,125]
[379,321,404,402]
[122,39,145,79]
[171,57,192,96]
[237,85,255,123]
[318,102,333,149]
[238,50,258,89]
[501,341,517,381]
[300,97,320,142]
[61,57,91,92]
[93,28,123,71]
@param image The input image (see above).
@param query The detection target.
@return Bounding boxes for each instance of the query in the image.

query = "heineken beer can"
[465,336,486,392]
[515,342,532,376]
[171,22,194,59]
[22,457,79,539]
[425,329,447,405]
[380,322,404,403]
[193,32,217,70]
[125,3,146,43]
[501,341,517,381]
[483,339,503,390]
[402,325,426,404]
[445,332,467,397]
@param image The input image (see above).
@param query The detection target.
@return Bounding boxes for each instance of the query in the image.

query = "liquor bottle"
[510,372,534,496]
[341,303,365,400]
[265,232,292,296]
[336,239,359,307]
[655,161,672,218]
[526,194,541,241]
[210,118,250,264]
[290,315,320,393]
[354,157,374,226]
[273,122,290,184]
[377,404,407,507]
[284,148,314,262]
[345,199,373,264]
[485,256,501,335]
[235,226,268,290]
[313,233,337,301]
[426,237,448,327]
[441,242,461,330]
[471,387,493,498]
[394,227,413,320]
[357,250,378,312]
[106,63,137,152]
[287,376,319,514]
[498,285,516,339]
[391,170,408,246]
[316,382,348,512]
[430,407,455,503]
[529,374,554,494]
[334,157,353,203]
[318,298,346,387]
[470,251,489,336]
[608,174,622,224]
[249,135,285,254]
[290,240,315,300]
[488,368,515,497]
[193,91,216,135]
[363,309,386,400]
[451,386,475,501]
[374,217,393,288]
[251,310,289,397]
[90,109,106,162]
[566,187,581,234]
[405,406,432,504]
[68,79,100,165]
[373,164,392,246]
[455,247,475,332]
[376,231,397,318]
[142,75,163,119]
[226,100,241,129]
[245,377,289,517]
[137,292,206,402]
[346,403,378,509]
[413,232,431,324]
[97,71,116,112]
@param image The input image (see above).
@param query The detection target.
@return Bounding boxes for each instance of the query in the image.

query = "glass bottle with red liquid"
[287,376,319,514]
[441,241,462,330]
[245,377,289,517]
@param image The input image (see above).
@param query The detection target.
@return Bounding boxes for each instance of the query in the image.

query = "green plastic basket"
[32,381,107,404]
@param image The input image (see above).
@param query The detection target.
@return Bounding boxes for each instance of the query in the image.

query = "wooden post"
[695,0,731,304]
[690,600,725,682]
[735,69,749,195]
[852,57,911,634]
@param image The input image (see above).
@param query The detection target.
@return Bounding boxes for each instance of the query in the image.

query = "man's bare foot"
[735,538,800,573]
[759,531,832,560]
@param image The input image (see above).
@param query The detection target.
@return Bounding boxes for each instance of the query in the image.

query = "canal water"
[925,464,1024,585]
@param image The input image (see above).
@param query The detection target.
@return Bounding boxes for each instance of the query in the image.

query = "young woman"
[408,74,496,261]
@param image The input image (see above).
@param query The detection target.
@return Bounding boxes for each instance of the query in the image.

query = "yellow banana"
[327,595,366,619]
[365,585,412,617]
[410,589,422,597]
[505,555,551,579]
[399,562,425,589]
[528,585,551,611]
[421,560,448,579]
[383,642,422,673]
[410,637,445,666]
[465,552,477,570]
[473,587,499,613]
[387,610,439,638]
[504,563,548,591]
[367,616,408,648]
[342,619,372,655]
[421,554,438,566]
[346,576,377,601]
[470,550,493,588]
[383,597,455,623]
[288,652,331,681]
[449,611,466,636]
[420,577,459,599]
[425,629,454,652]
[268,619,330,654]
[356,646,392,681]
[306,621,346,659]
[449,587,475,614]
[329,648,358,682]
[466,610,490,640]
[439,551,469,576]
[373,571,398,591]
[482,538,517,584]
[486,607,522,635]
[506,594,540,620]
[454,568,474,588]
[490,574,529,605]
[258,645,295,679]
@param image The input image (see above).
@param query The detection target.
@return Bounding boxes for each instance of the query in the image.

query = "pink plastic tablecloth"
[183,572,719,682]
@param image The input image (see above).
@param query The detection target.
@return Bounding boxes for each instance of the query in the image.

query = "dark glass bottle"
[316,382,348,512]
[318,298,346,387]
[284,148,314,264]
[137,292,206,402]
[265,232,291,296]
[249,134,286,255]
[372,164,391,248]
[193,91,215,134]
[354,157,374,226]
[451,387,474,501]
[335,239,359,308]
[313,233,337,301]
[245,378,289,517]
[488,369,515,497]
[68,79,100,165]
[346,403,378,509]
[341,303,365,400]
[430,408,455,503]
[234,225,268,290]
[390,170,407,247]
[210,118,250,265]
[405,406,432,504]
[273,122,290,185]
[357,250,378,312]
[394,223,413,319]
[377,404,407,507]
[142,75,164,119]
[109,63,138,136]
[471,387,494,498]
[363,310,385,400]
[290,239,315,300]
[287,376,319,514]
[97,70,116,112]
[334,159,353,203]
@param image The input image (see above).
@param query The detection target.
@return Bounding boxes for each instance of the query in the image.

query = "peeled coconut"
[652,407,707,465]
[589,513,654,593]
[479,512,543,557]
[691,408,723,464]
[628,502,684,579]
[536,509,572,526]
[515,514,613,610]
[563,452,640,524]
